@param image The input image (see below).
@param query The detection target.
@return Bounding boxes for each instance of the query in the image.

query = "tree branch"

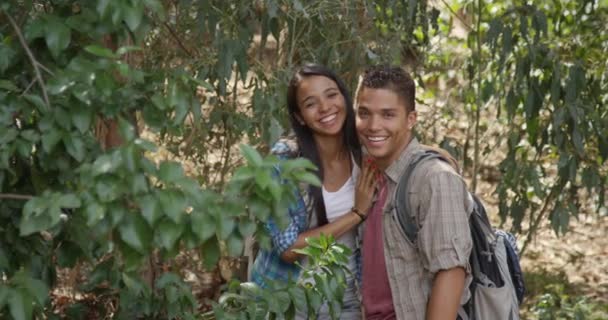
[520,182,562,256]
[164,22,196,58]
[440,0,473,32]
[0,193,34,200]
[3,10,51,110]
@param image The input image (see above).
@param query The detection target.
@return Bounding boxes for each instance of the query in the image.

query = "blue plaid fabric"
[250,139,312,288]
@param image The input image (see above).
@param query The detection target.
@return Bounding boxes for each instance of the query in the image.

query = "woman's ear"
[294,114,305,126]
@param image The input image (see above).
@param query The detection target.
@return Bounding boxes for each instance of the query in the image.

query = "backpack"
[394,149,525,320]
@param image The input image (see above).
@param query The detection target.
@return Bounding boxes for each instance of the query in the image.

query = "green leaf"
[158,161,184,183]
[96,178,120,202]
[551,62,561,108]
[238,219,257,237]
[143,0,166,19]
[254,170,272,189]
[191,210,216,242]
[293,171,321,187]
[240,144,263,166]
[85,202,105,226]
[97,0,112,18]
[119,212,152,254]
[39,127,60,153]
[22,276,48,305]
[281,158,317,173]
[138,194,161,226]
[8,289,32,320]
[131,174,148,195]
[71,107,93,134]
[122,273,145,295]
[92,153,122,176]
[572,128,584,154]
[0,285,8,306]
[231,166,255,182]
[118,117,136,142]
[134,138,157,152]
[217,215,235,240]
[158,189,187,223]
[226,233,244,257]
[63,134,86,162]
[156,219,184,250]
[84,45,117,59]
[44,16,71,58]
[201,237,220,269]
[550,205,570,235]
[124,3,144,31]
[0,79,18,91]
[58,194,81,208]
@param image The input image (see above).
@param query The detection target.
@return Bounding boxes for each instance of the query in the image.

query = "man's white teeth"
[320,114,337,123]
[368,136,388,142]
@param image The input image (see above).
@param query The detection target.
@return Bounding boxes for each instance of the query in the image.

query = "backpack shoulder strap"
[395,149,450,244]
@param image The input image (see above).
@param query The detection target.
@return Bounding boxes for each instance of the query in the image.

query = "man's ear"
[407,110,417,129]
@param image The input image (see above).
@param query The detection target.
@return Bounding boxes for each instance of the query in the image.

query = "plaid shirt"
[250,137,314,288]
[358,138,473,320]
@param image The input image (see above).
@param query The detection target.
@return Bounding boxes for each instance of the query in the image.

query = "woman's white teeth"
[320,114,337,123]
[368,136,387,142]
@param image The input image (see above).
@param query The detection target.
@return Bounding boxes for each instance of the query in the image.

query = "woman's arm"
[280,160,377,263]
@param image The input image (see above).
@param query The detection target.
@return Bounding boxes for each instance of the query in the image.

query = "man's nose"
[368,115,380,131]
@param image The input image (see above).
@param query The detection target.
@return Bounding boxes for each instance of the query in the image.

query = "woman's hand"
[354,158,378,217]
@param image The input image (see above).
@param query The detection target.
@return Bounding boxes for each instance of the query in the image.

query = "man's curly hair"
[358,65,416,112]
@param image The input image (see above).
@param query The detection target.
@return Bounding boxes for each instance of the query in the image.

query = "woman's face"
[295,75,347,138]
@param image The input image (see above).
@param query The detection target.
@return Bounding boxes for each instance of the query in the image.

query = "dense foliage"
[0,0,606,319]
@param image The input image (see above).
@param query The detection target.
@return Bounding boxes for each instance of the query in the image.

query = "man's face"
[355,87,416,169]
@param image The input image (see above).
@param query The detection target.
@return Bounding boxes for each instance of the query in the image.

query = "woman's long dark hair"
[286,64,362,226]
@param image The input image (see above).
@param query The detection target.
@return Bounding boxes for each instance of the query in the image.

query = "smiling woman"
[250,64,378,319]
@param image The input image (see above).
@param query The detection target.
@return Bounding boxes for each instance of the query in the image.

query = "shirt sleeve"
[417,169,473,275]
[263,142,309,255]
[264,195,307,254]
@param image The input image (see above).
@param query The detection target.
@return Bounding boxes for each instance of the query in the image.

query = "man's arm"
[425,267,466,320]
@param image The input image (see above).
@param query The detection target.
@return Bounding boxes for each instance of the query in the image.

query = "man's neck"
[376,135,414,171]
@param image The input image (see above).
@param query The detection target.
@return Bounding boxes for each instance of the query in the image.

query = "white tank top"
[322,164,359,254]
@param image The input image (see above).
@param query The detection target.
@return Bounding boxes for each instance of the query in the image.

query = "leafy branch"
[2,10,51,110]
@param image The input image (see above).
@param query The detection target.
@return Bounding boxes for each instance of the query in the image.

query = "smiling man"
[355,66,473,320]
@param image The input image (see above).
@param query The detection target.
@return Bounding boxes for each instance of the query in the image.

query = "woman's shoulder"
[271,133,300,159]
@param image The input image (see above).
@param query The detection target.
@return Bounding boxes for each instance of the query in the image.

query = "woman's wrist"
[351,206,366,222]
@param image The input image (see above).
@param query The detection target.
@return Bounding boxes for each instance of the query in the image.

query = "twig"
[3,11,51,110]
[471,0,483,193]
[163,22,195,58]
[440,0,474,31]
[520,182,562,256]
[20,78,37,96]
[0,193,34,200]
[36,62,55,76]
